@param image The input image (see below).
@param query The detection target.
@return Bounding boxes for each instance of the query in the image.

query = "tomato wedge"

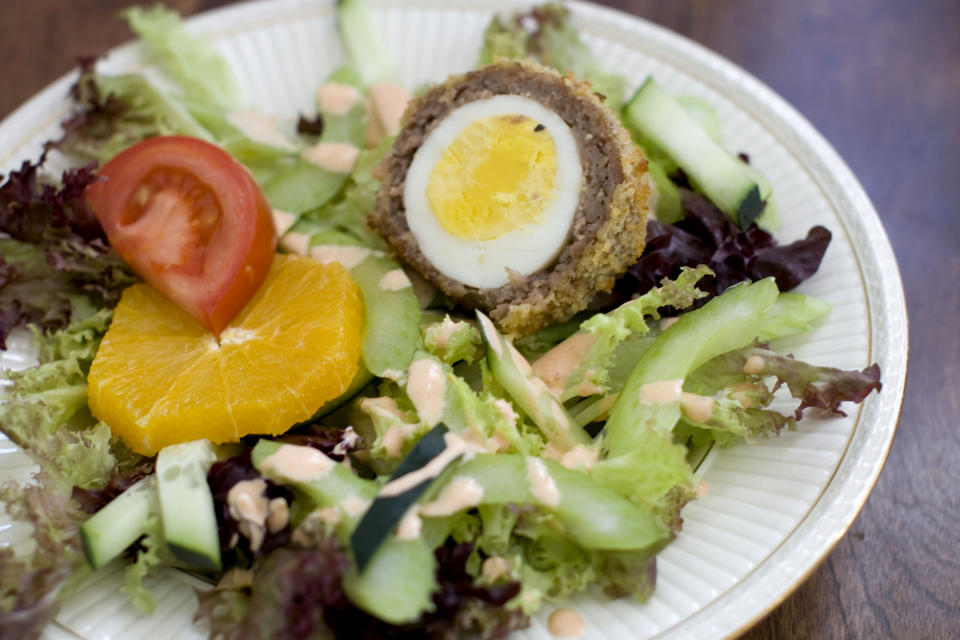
[87,136,277,335]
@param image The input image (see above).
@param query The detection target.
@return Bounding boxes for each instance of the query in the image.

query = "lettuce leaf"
[617,188,831,309]
[304,138,392,249]
[51,60,213,164]
[0,158,137,347]
[696,344,882,420]
[478,3,627,111]
[0,311,149,634]
[194,538,527,640]
[123,5,241,109]
[537,265,711,402]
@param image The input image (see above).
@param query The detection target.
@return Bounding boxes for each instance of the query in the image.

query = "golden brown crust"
[369,60,650,336]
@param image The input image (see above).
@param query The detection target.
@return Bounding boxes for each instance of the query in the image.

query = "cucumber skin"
[80,476,156,570]
[604,279,779,456]
[251,440,436,624]
[624,77,768,230]
[350,254,423,378]
[157,440,221,571]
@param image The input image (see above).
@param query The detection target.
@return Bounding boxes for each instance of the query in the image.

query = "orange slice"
[88,255,363,455]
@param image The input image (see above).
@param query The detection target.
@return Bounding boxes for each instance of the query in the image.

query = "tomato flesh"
[87,136,277,335]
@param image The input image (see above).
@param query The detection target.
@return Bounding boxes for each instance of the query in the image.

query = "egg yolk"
[426,115,557,241]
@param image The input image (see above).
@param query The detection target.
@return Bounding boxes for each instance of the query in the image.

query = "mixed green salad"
[0,2,882,639]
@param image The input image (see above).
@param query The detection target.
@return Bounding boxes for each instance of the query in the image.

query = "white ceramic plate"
[0,1,907,638]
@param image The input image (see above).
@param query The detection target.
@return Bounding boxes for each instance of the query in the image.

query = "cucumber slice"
[624,77,772,230]
[80,476,156,570]
[156,439,221,571]
[349,253,423,378]
[476,311,590,450]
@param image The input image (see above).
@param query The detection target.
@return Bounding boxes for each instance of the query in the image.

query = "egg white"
[403,95,583,290]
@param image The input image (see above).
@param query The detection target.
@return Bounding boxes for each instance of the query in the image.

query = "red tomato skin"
[86,136,277,335]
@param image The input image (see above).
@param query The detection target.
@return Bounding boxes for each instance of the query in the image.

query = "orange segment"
[88,255,363,455]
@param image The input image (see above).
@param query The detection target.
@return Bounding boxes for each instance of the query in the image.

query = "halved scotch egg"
[370,59,651,335]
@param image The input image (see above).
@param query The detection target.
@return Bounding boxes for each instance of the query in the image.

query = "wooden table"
[1,1,956,638]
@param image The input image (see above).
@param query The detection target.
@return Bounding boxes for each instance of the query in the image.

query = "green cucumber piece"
[251,440,436,624]
[423,454,669,551]
[604,278,780,457]
[476,311,590,450]
[349,254,423,377]
[646,156,684,223]
[156,439,221,571]
[624,77,770,230]
[80,476,156,569]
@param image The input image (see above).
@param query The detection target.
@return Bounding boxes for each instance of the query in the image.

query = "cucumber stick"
[625,77,770,230]
[157,439,221,571]
[349,253,423,378]
[251,440,435,624]
[604,279,779,457]
[80,476,156,570]
[425,454,669,551]
[477,311,590,450]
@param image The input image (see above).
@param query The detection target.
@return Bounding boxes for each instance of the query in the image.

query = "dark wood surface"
[1,1,956,638]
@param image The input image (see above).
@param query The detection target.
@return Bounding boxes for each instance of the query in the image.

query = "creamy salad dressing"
[743,354,766,375]
[378,268,412,291]
[547,607,586,637]
[406,358,446,425]
[309,244,373,269]
[315,82,361,115]
[340,496,371,518]
[525,457,560,507]
[481,556,511,582]
[494,398,519,426]
[332,426,360,457]
[659,316,680,330]
[532,332,597,396]
[433,315,461,350]
[227,110,297,150]
[271,209,297,236]
[266,497,289,534]
[279,231,310,256]
[550,444,598,470]
[227,478,270,551]
[382,422,420,458]
[680,392,714,423]
[395,506,423,539]
[639,378,684,404]
[301,142,360,173]
[369,83,411,136]
[379,432,469,497]
[574,370,602,397]
[419,476,484,517]
[260,444,335,483]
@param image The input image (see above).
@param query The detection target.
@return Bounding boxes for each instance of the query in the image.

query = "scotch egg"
[370,60,651,335]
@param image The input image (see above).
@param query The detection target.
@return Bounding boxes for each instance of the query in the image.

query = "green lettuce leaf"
[123,5,241,109]
[478,3,627,111]
[52,62,213,164]
[423,315,481,366]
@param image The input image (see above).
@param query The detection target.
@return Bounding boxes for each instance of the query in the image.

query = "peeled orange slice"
[88,255,363,456]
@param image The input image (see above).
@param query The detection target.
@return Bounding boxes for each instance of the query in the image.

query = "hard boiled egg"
[402,95,583,289]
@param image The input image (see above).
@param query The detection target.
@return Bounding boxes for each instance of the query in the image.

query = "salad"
[0,2,883,639]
